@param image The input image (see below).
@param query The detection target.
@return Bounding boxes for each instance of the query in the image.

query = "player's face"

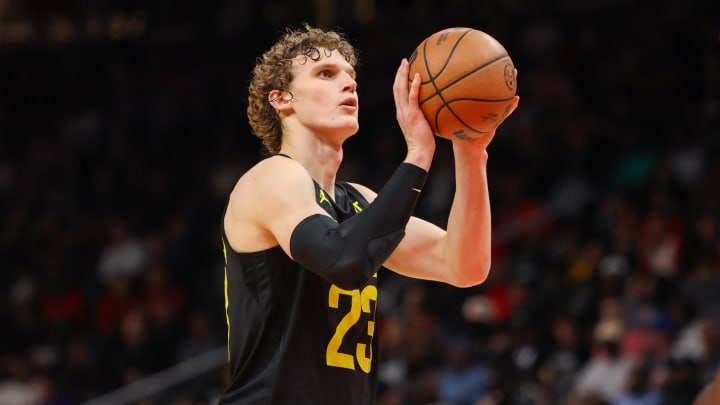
[286,49,359,139]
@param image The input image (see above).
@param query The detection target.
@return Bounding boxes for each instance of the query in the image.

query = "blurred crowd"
[1,0,719,404]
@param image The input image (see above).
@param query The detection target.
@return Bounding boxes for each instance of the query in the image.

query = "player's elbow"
[323,261,375,290]
[449,260,491,288]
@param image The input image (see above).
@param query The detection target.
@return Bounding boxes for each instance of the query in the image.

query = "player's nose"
[342,74,357,93]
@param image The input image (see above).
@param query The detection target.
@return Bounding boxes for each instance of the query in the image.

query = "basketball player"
[220,24,519,405]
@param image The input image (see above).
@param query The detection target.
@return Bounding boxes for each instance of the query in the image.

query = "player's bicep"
[258,171,329,259]
[225,157,328,257]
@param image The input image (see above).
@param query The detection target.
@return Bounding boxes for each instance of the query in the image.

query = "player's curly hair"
[247,23,359,154]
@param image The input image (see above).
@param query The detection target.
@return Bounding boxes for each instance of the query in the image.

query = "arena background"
[1,0,719,404]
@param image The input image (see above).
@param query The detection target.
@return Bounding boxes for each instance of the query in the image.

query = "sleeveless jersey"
[220,181,378,405]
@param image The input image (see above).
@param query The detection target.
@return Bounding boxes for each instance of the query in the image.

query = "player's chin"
[343,125,360,139]
[322,121,359,140]
[338,117,360,135]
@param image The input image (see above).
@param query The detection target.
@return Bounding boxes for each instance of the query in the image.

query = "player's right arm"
[224,155,426,290]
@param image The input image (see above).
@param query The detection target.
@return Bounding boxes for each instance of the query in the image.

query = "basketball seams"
[421,28,474,85]
[419,55,511,105]
[446,96,516,103]
[441,98,512,135]
[419,28,473,108]
[440,55,511,95]
[420,29,474,134]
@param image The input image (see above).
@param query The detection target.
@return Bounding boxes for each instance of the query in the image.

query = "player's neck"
[280,135,343,197]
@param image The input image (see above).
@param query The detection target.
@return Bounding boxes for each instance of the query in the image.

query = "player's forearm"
[443,145,492,286]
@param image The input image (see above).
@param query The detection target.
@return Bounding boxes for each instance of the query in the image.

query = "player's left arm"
[349,144,492,287]
[349,96,519,288]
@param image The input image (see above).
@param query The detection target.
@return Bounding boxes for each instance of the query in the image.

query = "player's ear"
[269,90,294,113]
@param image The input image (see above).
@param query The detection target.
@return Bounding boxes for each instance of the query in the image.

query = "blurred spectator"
[95,274,138,335]
[29,374,73,405]
[536,315,589,402]
[660,359,704,405]
[141,265,187,368]
[101,308,160,389]
[682,213,719,275]
[613,362,663,405]
[436,336,492,405]
[696,318,720,382]
[176,311,223,362]
[142,265,185,322]
[0,355,42,405]
[377,314,408,390]
[96,219,147,284]
[56,336,100,401]
[672,317,720,382]
[569,317,635,403]
[5,271,45,355]
[37,259,85,333]
[398,283,444,378]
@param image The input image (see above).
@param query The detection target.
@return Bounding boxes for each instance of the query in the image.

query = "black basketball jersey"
[220,180,378,405]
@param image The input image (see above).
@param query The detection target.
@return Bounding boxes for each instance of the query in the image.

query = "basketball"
[408,27,517,140]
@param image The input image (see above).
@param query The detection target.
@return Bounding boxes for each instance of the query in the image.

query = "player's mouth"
[340,97,358,111]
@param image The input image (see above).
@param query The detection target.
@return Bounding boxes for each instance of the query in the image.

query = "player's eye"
[319,70,334,78]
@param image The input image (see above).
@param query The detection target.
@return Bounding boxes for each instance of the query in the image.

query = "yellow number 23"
[326,283,377,373]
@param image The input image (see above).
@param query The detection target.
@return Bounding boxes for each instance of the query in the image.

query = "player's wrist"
[453,142,489,167]
[453,134,493,154]
[404,146,434,170]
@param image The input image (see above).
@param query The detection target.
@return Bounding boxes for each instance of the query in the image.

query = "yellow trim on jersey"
[222,237,230,360]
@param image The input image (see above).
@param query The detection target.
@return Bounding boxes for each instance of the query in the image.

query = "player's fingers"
[393,59,409,104]
[408,73,420,103]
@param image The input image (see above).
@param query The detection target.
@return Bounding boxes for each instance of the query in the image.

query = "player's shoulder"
[228,155,315,215]
[236,155,312,192]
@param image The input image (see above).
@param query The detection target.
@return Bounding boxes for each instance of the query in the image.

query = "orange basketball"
[408,27,517,140]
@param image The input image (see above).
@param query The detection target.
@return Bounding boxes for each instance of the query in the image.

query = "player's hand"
[393,58,435,168]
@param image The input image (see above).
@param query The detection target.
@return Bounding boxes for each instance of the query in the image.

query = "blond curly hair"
[247,24,359,154]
